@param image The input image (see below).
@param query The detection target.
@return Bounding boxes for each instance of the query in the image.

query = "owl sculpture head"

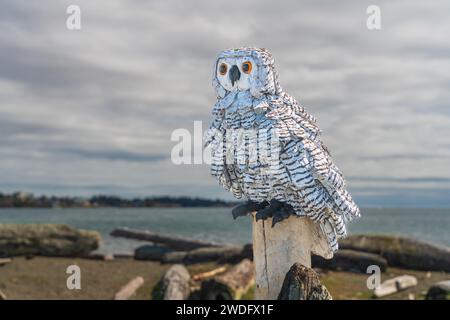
[212,47,282,99]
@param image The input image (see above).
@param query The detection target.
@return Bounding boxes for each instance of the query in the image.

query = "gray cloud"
[0,0,449,206]
[356,154,450,161]
[54,147,167,163]
[350,176,450,183]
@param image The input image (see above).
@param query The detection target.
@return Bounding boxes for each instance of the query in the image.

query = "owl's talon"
[283,203,296,215]
[271,211,284,227]
[271,208,291,227]
[232,201,268,219]
[255,210,271,221]
[255,199,283,221]
[232,204,249,219]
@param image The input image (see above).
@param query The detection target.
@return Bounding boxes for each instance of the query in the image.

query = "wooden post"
[252,214,332,299]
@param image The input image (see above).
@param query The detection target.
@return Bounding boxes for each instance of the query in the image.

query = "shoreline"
[0,224,449,300]
[1,207,449,251]
[0,256,448,300]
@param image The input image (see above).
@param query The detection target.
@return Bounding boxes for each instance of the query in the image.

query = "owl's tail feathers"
[327,208,347,238]
[318,184,360,254]
[312,161,360,222]
[330,188,361,223]
[320,218,339,253]
[323,165,346,190]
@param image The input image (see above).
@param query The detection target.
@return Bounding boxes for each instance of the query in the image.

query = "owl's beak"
[229,65,241,87]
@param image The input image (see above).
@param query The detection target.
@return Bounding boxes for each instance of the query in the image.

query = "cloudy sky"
[1,0,449,206]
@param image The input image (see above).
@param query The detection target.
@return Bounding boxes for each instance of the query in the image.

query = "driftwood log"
[192,266,227,281]
[278,263,332,300]
[312,249,388,273]
[373,275,417,298]
[113,252,134,259]
[0,290,6,300]
[153,264,191,300]
[0,258,12,266]
[85,253,114,261]
[426,280,450,300]
[0,224,100,257]
[162,245,251,264]
[341,234,450,272]
[252,214,331,299]
[134,245,173,261]
[200,259,254,300]
[161,251,188,264]
[110,228,219,251]
[113,276,144,300]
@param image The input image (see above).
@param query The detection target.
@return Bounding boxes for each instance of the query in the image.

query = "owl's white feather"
[205,47,360,254]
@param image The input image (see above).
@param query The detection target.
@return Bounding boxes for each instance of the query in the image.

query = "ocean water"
[0,207,448,254]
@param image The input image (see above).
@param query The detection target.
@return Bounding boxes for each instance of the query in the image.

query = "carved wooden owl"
[204,47,360,254]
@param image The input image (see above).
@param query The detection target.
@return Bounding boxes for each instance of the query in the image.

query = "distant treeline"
[0,192,237,208]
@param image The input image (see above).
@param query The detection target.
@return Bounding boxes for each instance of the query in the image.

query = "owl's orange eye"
[242,61,252,74]
[218,63,228,75]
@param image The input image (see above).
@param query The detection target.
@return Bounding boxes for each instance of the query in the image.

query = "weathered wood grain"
[152,264,191,300]
[252,214,331,299]
[278,262,332,300]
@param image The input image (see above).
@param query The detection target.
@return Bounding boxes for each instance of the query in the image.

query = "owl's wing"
[204,106,244,199]
[266,94,360,250]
